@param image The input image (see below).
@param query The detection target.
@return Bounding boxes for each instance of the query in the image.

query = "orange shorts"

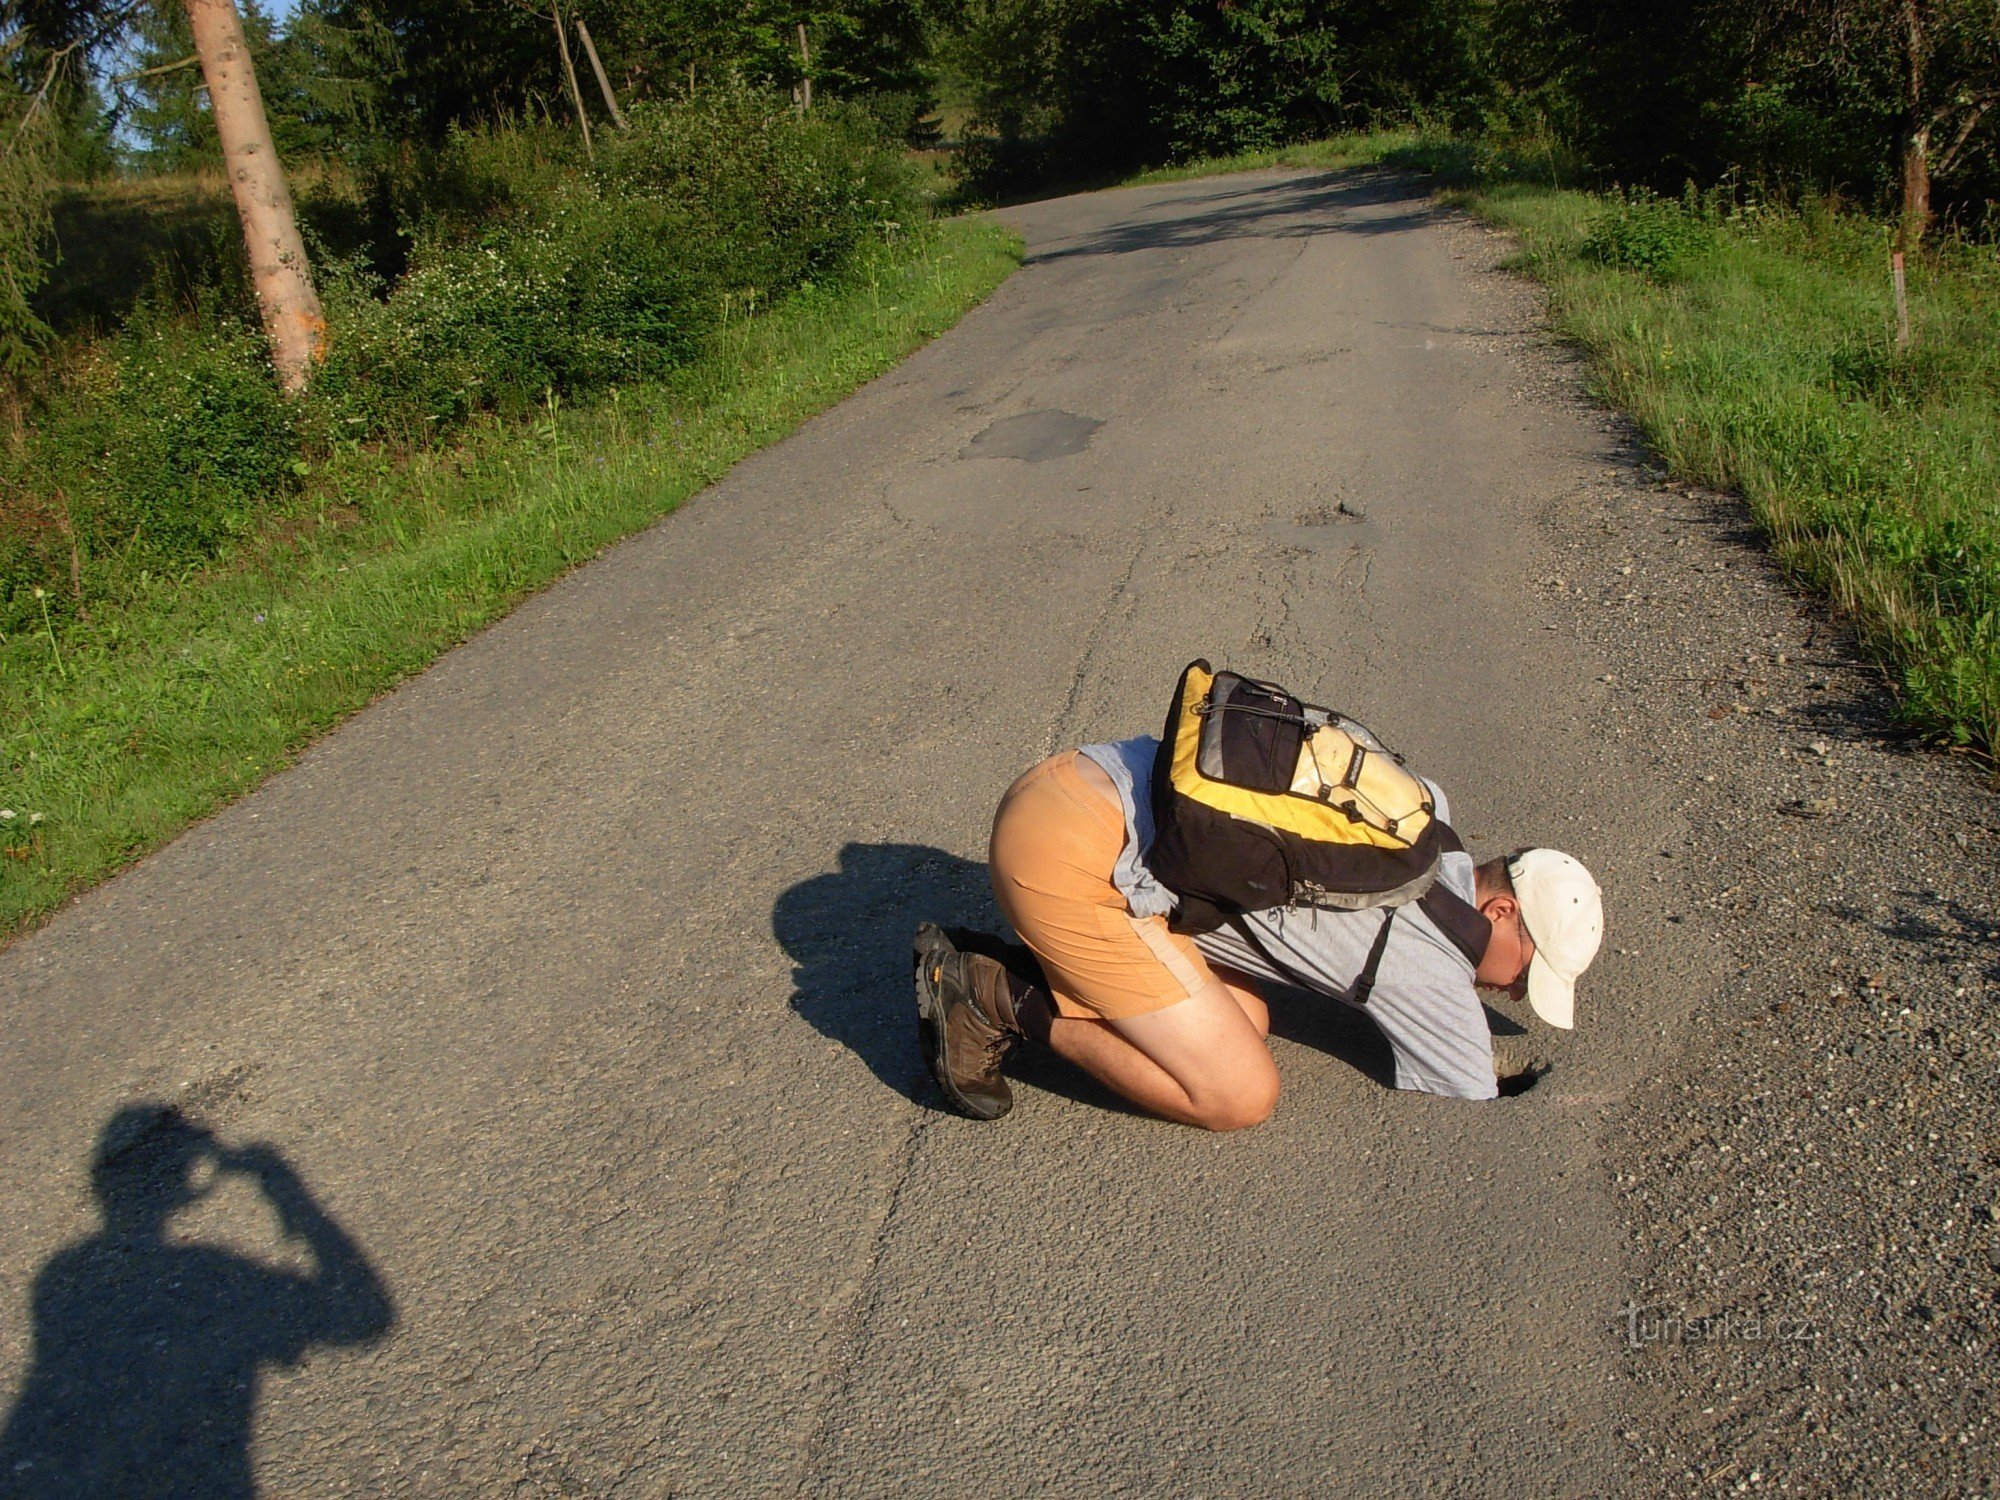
[988,751,1215,1021]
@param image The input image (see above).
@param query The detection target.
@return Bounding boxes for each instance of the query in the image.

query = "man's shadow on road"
[775,841,1401,1114]
[775,841,1001,1113]
[0,1105,394,1499]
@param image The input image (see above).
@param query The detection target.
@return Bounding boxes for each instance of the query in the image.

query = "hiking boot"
[913,922,1040,1121]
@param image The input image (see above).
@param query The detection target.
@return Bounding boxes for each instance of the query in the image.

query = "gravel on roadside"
[1449,212,2000,1498]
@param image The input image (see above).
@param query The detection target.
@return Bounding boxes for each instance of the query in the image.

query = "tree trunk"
[185,0,323,395]
[1899,117,1932,248]
[574,17,626,130]
[551,1,593,160]
[1897,0,1931,250]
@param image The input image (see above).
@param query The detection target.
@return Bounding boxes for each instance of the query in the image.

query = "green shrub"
[309,191,711,438]
[596,93,920,293]
[4,306,297,632]
[3,91,922,626]
[371,123,584,254]
[311,94,919,445]
[1580,193,1712,279]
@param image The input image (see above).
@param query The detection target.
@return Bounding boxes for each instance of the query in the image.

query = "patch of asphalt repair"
[1433,211,2000,1496]
[961,408,1106,461]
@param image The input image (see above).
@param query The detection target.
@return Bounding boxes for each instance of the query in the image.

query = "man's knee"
[1190,1069,1280,1132]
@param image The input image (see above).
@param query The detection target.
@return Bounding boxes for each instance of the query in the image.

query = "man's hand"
[218,1142,307,1234]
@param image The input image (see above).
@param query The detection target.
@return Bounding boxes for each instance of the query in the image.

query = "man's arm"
[225,1143,396,1345]
[1364,975,1500,1100]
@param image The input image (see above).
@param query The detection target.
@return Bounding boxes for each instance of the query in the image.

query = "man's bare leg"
[1213,967,1270,1036]
[1022,969,1277,1131]
[1004,752,1278,1129]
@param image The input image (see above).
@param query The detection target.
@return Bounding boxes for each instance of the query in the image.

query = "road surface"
[1,171,1716,1495]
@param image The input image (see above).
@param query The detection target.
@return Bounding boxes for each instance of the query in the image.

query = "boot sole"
[913,922,1010,1121]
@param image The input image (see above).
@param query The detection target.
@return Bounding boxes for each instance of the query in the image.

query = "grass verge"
[0,216,1021,941]
[1122,133,2000,759]
[1450,186,1998,758]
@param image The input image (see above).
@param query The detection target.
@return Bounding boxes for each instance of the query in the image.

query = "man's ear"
[1478,893,1519,925]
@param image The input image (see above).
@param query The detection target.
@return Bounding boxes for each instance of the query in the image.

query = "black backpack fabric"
[1147,661,1489,969]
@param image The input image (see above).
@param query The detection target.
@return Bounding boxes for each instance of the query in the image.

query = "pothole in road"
[962,409,1103,461]
[1497,1061,1551,1097]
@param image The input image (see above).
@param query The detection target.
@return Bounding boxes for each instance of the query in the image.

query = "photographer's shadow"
[0,1105,395,1499]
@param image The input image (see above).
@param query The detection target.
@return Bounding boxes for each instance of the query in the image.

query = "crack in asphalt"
[787,1109,932,1498]
[1041,526,1154,759]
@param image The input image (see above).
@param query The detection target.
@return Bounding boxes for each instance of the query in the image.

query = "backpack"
[1148,661,1488,969]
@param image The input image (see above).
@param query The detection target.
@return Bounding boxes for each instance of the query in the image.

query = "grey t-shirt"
[1079,736,1498,1101]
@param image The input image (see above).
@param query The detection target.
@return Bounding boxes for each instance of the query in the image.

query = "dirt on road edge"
[1442,211,2000,1496]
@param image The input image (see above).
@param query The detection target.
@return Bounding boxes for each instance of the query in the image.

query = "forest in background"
[1,0,1996,673]
[7,2,1998,262]
[4,0,1996,411]
[945,0,1999,238]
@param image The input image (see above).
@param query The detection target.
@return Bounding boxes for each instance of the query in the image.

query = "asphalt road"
[1,171,1718,1496]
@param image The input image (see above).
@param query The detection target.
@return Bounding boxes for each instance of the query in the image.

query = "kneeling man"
[916,729,1603,1129]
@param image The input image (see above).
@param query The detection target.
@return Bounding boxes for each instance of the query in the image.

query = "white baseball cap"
[1507,849,1604,1030]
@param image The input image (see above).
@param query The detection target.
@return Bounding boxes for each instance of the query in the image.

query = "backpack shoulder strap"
[1415,884,1491,969]
[1414,820,1492,968]
[1350,908,1399,1006]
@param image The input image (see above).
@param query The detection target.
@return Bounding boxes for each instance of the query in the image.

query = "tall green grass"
[1468,186,2000,754]
[0,218,1020,939]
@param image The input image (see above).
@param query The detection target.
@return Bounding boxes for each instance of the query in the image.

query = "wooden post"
[185,0,324,394]
[551,0,593,160]
[1891,250,1911,348]
[796,22,811,112]
[574,17,626,130]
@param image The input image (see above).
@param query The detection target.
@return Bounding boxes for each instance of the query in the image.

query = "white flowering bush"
[310,92,919,441]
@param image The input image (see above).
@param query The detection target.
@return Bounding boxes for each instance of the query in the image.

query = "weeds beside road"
[1478,183,2000,760]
